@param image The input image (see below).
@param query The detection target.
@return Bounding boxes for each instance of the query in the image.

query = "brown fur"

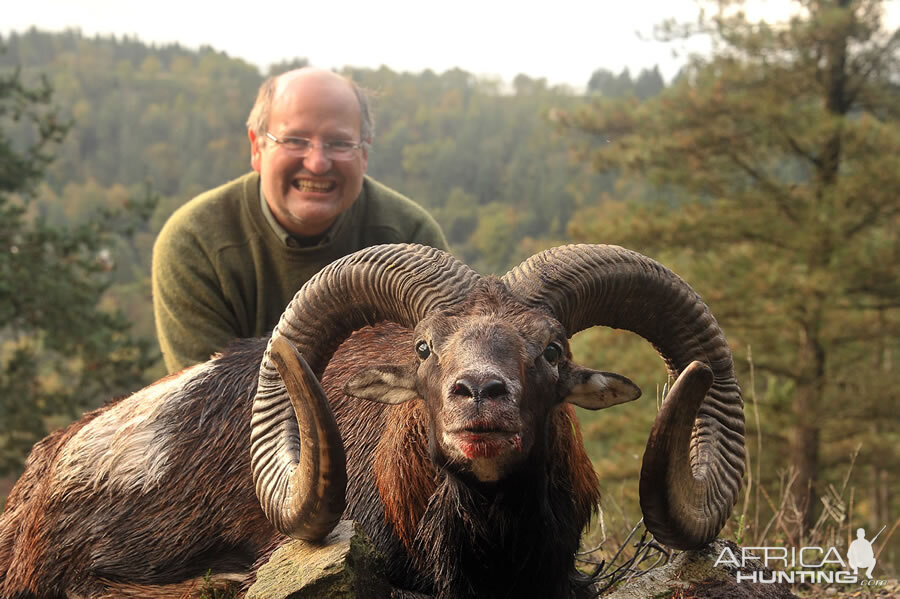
[0,341,273,598]
[0,404,110,594]
[1,285,609,599]
[95,576,235,599]
[375,401,439,553]
[552,404,603,521]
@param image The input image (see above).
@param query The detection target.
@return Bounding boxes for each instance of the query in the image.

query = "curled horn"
[251,244,479,541]
[502,244,744,549]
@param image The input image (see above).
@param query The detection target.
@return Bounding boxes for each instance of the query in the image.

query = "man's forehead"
[269,68,362,132]
[274,68,356,101]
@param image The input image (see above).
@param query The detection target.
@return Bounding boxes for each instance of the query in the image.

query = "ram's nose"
[451,376,509,402]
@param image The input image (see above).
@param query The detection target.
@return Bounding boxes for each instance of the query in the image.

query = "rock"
[246,520,391,599]
[602,540,798,599]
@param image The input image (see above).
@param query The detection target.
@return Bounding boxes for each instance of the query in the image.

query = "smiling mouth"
[293,179,336,193]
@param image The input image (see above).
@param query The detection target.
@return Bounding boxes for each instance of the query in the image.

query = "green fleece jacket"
[152,172,448,372]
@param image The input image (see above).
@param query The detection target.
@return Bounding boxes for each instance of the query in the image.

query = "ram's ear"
[561,365,641,410]
[344,364,419,405]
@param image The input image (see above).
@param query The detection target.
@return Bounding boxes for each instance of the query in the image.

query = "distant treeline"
[0,27,669,351]
[0,30,664,236]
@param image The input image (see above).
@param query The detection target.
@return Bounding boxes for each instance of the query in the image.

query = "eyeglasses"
[265,132,366,160]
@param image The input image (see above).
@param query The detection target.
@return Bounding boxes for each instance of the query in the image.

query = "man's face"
[250,70,368,238]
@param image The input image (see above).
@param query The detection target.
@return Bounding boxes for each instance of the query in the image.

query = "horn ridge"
[252,244,479,540]
[503,244,744,549]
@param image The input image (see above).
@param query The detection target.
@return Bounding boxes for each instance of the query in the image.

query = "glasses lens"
[325,142,358,160]
[273,136,360,159]
[283,138,312,153]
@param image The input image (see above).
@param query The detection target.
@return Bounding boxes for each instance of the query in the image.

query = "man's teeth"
[294,180,335,192]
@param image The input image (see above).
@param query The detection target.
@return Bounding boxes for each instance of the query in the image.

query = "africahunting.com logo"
[715,526,888,587]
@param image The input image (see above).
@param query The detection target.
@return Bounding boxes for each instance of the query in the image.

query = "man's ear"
[249,128,262,172]
[344,364,418,405]
[561,364,641,410]
[360,141,369,172]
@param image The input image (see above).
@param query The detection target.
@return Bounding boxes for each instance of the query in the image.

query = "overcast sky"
[4,1,898,89]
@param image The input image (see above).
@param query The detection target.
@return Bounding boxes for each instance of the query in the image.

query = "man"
[152,68,448,372]
[847,527,878,579]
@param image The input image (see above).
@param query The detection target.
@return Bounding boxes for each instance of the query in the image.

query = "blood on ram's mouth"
[453,430,522,459]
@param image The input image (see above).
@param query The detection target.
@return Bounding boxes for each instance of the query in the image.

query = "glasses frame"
[264,132,367,160]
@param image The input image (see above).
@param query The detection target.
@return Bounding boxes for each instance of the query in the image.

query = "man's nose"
[302,145,332,174]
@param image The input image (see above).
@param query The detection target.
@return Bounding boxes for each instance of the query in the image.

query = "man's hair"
[246,72,375,144]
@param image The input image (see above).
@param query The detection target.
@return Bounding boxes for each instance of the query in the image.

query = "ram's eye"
[542,342,562,366]
[415,340,431,360]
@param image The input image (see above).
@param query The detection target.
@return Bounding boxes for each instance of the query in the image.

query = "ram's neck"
[412,469,579,599]
[368,391,600,598]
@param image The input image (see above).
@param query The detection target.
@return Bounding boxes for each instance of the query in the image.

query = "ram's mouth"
[447,423,522,460]
[293,179,336,193]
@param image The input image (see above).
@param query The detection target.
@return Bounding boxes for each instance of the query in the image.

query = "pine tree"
[562,0,899,538]
[0,58,157,476]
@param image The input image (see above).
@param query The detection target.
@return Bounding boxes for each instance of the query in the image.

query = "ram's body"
[0,340,271,597]
[0,244,745,599]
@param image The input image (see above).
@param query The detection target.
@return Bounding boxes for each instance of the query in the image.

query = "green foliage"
[562,0,899,543]
[343,67,606,271]
[0,54,158,476]
[0,29,662,486]
[267,57,310,77]
[198,570,239,599]
[587,66,665,99]
[0,29,633,347]
[0,29,258,200]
